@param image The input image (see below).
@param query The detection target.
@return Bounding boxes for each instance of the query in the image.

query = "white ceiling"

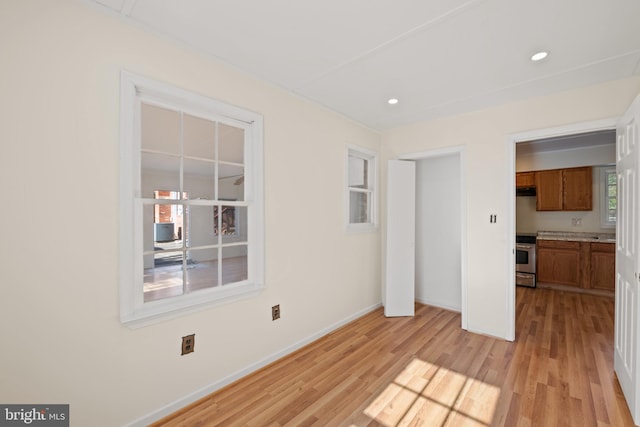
[90,0,640,131]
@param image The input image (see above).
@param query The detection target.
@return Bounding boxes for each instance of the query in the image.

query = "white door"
[615,94,640,423]
[385,160,416,317]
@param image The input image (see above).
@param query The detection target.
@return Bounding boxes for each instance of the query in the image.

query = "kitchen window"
[346,145,377,231]
[601,166,616,228]
[119,72,264,326]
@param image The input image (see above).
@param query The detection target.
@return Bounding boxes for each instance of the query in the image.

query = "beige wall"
[382,76,640,339]
[0,1,381,426]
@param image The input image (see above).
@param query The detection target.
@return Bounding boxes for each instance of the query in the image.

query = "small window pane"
[141,103,180,154]
[232,207,248,243]
[141,152,180,198]
[183,114,215,160]
[215,205,239,236]
[151,203,184,249]
[218,123,244,164]
[219,164,244,200]
[184,158,215,200]
[186,248,218,291]
[222,246,248,285]
[348,155,368,188]
[144,251,185,302]
[143,203,155,252]
[188,206,217,247]
[349,191,369,223]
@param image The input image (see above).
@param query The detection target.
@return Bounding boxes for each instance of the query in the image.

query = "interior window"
[346,145,377,230]
[119,72,264,326]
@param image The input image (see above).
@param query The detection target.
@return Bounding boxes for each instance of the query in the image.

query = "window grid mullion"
[178,111,188,295]
[215,122,223,287]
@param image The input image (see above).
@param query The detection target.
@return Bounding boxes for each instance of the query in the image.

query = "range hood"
[516,187,536,197]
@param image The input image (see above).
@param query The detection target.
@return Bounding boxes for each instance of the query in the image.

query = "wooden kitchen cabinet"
[563,167,593,210]
[537,239,615,294]
[590,242,615,291]
[535,169,563,210]
[537,239,581,287]
[535,166,592,211]
[516,171,535,188]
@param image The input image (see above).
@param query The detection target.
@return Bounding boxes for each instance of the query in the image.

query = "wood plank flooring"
[152,287,635,426]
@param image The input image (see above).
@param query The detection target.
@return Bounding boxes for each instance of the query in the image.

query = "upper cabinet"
[516,171,535,188]
[535,169,563,210]
[535,166,592,211]
[563,167,593,210]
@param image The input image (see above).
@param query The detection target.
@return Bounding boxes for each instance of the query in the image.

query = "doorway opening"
[397,146,467,329]
[507,118,618,340]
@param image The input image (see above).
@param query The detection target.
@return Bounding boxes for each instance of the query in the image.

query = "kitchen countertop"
[536,230,616,243]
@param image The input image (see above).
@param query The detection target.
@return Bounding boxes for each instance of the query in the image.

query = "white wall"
[383,76,640,339]
[415,155,461,311]
[0,1,381,426]
[516,144,615,172]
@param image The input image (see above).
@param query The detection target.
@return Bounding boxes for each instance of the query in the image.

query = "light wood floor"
[152,287,635,426]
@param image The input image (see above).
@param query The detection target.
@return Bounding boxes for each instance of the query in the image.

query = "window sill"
[121,282,265,329]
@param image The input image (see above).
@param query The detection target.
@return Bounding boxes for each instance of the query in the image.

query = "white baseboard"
[124,302,382,427]
[415,297,461,313]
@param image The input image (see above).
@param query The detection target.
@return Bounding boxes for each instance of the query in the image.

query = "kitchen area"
[515,130,617,296]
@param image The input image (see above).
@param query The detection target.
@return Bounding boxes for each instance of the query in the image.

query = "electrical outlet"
[272,304,280,321]
[181,334,195,355]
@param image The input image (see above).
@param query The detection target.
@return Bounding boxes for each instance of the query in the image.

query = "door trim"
[399,145,467,330]
[507,117,618,341]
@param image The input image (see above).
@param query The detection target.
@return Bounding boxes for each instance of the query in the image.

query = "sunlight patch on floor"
[361,357,500,426]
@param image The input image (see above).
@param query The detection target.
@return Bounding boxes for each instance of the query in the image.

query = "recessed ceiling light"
[388,98,399,105]
[531,51,548,61]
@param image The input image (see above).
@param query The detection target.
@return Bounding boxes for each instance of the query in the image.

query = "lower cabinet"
[590,242,615,291]
[537,239,615,292]
[537,240,581,287]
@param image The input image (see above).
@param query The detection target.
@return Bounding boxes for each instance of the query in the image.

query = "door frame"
[399,145,467,330]
[506,117,618,340]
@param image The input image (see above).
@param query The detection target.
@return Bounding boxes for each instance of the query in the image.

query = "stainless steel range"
[516,234,536,287]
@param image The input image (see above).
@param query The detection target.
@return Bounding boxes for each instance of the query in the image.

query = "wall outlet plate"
[272,305,280,321]
[182,334,195,355]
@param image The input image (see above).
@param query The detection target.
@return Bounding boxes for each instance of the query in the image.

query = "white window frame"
[600,166,616,228]
[119,71,264,327]
[345,145,378,232]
